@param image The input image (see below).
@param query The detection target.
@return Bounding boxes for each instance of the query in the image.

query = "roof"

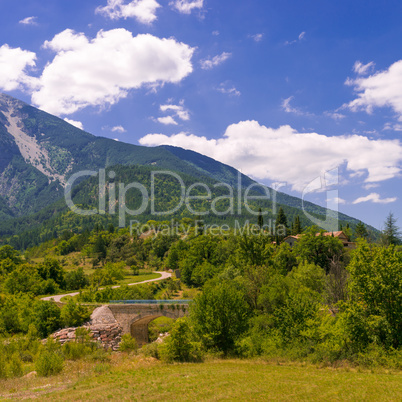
[283,231,348,242]
[318,231,346,238]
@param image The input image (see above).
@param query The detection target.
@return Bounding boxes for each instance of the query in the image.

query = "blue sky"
[1,0,402,229]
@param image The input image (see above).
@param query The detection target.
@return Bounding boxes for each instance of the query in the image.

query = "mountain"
[0,93,258,218]
[0,93,377,247]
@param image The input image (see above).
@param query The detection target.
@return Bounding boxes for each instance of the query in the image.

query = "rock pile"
[51,306,123,351]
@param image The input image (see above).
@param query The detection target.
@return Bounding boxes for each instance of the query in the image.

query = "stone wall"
[51,306,123,351]
[52,323,122,351]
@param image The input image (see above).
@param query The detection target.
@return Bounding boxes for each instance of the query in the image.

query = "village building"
[283,231,356,249]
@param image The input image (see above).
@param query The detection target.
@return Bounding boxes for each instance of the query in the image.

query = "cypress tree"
[293,215,302,235]
[258,208,264,228]
[275,207,288,239]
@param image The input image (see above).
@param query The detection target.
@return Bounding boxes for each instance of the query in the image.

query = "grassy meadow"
[0,356,401,401]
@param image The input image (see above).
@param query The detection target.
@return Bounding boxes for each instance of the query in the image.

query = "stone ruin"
[51,306,123,351]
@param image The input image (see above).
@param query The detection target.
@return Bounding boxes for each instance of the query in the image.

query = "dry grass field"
[1,355,401,401]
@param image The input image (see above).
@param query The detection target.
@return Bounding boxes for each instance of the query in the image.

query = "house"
[283,231,356,249]
[283,235,301,248]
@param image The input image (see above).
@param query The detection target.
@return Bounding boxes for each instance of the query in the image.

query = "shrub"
[7,353,23,378]
[158,318,204,363]
[60,300,91,328]
[90,349,111,363]
[119,334,138,353]
[62,342,94,360]
[35,351,64,377]
[0,354,6,379]
[140,342,159,359]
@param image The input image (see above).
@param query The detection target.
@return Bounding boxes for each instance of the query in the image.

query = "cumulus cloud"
[353,61,375,75]
[96,0,161,24]
[352,193,397,204]
[200,52,231,70]
[64,118,84,130]
[0,44,38,91]
[139,120,402,191]
[160,102,190,121]
[19,16,38,26]
[111,125,127,133]
[332,197,346,205]
[157,116,178,125]
[346,60,402,119]
[170,0,203,14]
[30,29,194,115]
[383,122,402,132]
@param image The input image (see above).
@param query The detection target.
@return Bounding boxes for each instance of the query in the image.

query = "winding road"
[41,271,172,303]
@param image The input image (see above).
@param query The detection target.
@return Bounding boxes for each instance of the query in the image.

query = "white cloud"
[19,16,38,26]
[250,33,264,42]
[160,102,190,121]
[200,52,231,70]
[0,44,38,91]
[212,31,220,36]
[346,60,402,119]
[139,120,402,191]
[353,61,375,75]
[352,193,397,204]
[285,31,306,45]
[111,125,126,133]
[31,29,194,115]
[282,96,312,116]
[157,116,178,125]
[363,183,380,190]
[170,0,203,14]
[96,0,161,24]
[64,118,84,130]
[217,83,241,96]
[324,111,346,120]
[383,122,402,132]
[333,197,346,205]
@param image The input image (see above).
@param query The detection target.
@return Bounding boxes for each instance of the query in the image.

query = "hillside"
[0,93,378,246]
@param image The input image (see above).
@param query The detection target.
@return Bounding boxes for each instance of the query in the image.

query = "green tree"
[293,227,344,273]
[0,245,22,264]
[381,212,401,246]
[65,267,89,290]
[60,299,90,328]
[292,215,302,235]
[275,207,288,240]
[190,280,249,354]
[33,301,61,338]
[354,221,368,239]
[344,240,402,349]
[93,235,107,263]
[3,264,44,295]
[38,258,65,288]
[159,318,203,362]
[258,208,264,228]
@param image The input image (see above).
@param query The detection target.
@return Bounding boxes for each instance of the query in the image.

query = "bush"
[119,334,138,353]
[62,341,95,360]
[60,299,91,328]
[35,351,64,377]
[7,353,23,378]
[0,354,6,379]
[191,281,249,354]
[140,342,159,359]
[158,318,204,363]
